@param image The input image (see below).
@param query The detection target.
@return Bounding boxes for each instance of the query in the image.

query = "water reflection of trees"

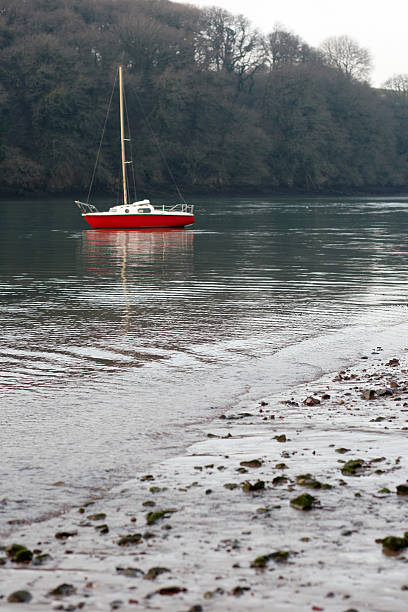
[80,228,195,332]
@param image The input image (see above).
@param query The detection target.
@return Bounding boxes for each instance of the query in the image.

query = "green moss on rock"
[144,567,171,580]
[6,544,33,563]
[250,554,272,568]
[341,460,364,476]
[32,553,52,566]
[290,493,316,511]
[87,513,106,521]
[381,536,408,555]
[250,550,290,568]
[146,509,175,525]
[296,474,332,489]
[242,480,265,492]
[117,534,142,546]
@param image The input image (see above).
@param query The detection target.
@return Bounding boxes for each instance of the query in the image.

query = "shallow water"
[1,195,408,531]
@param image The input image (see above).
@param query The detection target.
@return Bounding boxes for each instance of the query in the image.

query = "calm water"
[1,195,408,531]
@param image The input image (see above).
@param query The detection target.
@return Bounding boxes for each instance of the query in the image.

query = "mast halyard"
[119,65,128,206]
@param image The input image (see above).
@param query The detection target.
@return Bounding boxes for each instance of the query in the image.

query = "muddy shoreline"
[2,347,408,611]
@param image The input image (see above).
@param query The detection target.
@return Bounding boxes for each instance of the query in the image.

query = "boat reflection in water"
[81,228,195,332]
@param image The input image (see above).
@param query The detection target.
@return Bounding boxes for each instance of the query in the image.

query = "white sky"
[189,0,408,86]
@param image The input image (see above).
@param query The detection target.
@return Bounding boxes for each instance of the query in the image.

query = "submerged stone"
[240,459,263,468]
[7,590,32,603]
[231,586,250,596]
[116,566,144,577]
[376,388,394,397]
[203,588,225,599]
[55,531,78,540]
[48,583,76,597]
[396,484,408,496]
[272,476,288,486]
[32,553,52,566]
[270,550,290,562]
[156,586,187,596]
[303,397,320,406]
[361,390,376,400]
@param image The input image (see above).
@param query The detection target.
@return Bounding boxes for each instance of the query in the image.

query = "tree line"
[0,0,407,196]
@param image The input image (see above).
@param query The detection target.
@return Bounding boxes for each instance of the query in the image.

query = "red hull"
[83,213,194,229]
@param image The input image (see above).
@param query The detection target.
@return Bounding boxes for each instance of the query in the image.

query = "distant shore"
[2,345,408,611]
[1,186,408,203]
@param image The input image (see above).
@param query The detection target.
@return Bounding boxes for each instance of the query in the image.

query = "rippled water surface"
[1,195,408,530]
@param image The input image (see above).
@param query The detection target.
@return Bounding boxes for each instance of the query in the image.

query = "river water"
[1,195,408,532]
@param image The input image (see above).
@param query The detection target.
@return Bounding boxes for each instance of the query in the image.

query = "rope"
[86,71,118,204]
[133,88,187,205]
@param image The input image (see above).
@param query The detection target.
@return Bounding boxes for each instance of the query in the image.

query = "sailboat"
[75,66,195,229]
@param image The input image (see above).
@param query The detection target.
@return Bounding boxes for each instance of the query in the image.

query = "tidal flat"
[2,347,408,611]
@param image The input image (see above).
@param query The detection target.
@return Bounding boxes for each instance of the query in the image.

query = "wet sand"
[2,346,408,611]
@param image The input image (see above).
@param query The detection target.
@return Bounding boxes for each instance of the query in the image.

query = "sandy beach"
[2,344,408,611]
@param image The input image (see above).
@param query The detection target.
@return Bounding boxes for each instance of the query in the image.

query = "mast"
[119,65,128,206]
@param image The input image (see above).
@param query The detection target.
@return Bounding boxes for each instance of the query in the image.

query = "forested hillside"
[0,0,408,195]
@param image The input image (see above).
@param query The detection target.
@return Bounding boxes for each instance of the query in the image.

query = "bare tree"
[382,74,408,94]
[196,8,264,82]
[264,26,321,69]
[320,35,372,81]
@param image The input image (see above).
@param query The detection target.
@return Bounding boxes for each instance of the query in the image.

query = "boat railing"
[75,200,99,214]
[165,203,194,214]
